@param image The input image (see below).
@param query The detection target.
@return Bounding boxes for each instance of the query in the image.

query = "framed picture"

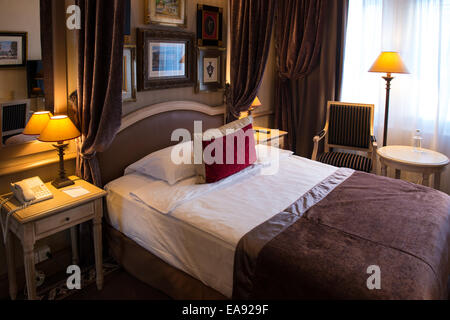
[145,0,187,27]
[197,4,223,47]
[123,45,137,102]
[0,32,27,68]
[137,28,195,91]
[196,47,226,93]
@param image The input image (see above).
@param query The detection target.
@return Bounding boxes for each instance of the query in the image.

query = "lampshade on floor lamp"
[369,52,409,146]
[38,115,81,188]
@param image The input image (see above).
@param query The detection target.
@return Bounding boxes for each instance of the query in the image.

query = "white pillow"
[202,115,253,140]
[124,141,196,185]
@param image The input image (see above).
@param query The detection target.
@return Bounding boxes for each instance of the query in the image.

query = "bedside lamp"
[23,111,53,135]
[38,115,81,189]
[248,96,262,116]
[369,52,409,146]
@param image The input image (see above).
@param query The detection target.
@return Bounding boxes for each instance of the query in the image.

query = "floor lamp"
[369,52,409,146]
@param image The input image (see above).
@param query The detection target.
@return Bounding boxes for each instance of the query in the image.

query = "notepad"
[63,186,90,198]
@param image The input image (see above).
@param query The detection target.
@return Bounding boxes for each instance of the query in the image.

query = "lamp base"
[52,142,73,189]
[52,178,74,189]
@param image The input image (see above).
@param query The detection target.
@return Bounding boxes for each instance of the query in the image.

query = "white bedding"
[105,155,338,298]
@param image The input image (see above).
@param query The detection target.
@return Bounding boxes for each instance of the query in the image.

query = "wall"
[0,0,41,101]
[123,0,227,116]
[125,0,276,128]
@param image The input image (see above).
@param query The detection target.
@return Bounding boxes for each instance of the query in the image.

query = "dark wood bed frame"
[97,101,227,299]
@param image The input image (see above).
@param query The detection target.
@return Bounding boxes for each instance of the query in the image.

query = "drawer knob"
[65,217,70,222]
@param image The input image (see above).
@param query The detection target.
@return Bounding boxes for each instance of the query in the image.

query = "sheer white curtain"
[341,0,450,194]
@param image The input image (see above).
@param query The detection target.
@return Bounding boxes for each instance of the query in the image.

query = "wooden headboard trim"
[119,101,226,133]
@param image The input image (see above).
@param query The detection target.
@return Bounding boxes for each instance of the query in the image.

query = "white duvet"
[105,153,338,297]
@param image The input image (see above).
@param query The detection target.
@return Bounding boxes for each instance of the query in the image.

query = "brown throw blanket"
[233,169,450,300]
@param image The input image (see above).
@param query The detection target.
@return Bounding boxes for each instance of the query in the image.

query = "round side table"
[377,145,449,190]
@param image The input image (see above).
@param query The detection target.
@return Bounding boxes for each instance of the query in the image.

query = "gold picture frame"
[145,0,187,28]
[122,45,137,102]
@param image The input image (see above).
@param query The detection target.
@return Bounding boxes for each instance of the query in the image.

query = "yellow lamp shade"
[251,96,262,108]
[369,52,409,74]
[23,111,53,135]
[38,115,81,143]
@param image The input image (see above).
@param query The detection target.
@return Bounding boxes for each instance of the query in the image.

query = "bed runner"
[232,169,450,300]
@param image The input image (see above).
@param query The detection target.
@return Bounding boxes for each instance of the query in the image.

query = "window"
[341,0,450,192]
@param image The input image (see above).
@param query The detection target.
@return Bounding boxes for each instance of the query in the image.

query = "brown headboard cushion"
[97,104,225,186]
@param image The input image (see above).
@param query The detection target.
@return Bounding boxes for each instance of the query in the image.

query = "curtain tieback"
[79,152,96,161]
[278,73,290,83]
[278,72,307,82]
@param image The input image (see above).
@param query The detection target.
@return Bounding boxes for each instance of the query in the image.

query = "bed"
[98,101,450,300]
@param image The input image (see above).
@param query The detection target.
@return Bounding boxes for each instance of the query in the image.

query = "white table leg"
[93,199,103,290]
[5,232,17,300]
[381,164,388,177]
[23,241,36,300]
[434,172,441,190]
[93,219,103,290]
[422,173,430,187]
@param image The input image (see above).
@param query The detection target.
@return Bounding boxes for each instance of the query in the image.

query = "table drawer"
[35,202,95,236]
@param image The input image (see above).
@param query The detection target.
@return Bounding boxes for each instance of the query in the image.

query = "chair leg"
[371,152,377,174]
[370,142,378,175]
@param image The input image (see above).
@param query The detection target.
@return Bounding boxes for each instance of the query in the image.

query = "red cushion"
[202,123,257,183]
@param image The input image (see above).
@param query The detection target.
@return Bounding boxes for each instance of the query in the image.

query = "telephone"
[1,177,53,244]
[10,177,53,205]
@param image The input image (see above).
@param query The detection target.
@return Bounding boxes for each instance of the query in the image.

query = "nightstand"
[0,176,107,300]
[254,127,288,150]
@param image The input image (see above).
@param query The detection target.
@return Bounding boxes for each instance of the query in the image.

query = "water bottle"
[413,129,423,151]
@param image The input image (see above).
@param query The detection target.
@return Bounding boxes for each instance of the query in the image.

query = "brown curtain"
[226,0,276,121]
[75,0,124,266]
[75,0,124,186]
[275,0,348,156]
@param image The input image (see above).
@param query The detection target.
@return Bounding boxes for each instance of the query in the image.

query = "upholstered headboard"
[97,101,225,186]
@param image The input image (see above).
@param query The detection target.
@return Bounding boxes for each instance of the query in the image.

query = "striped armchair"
[312,101,377,173]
